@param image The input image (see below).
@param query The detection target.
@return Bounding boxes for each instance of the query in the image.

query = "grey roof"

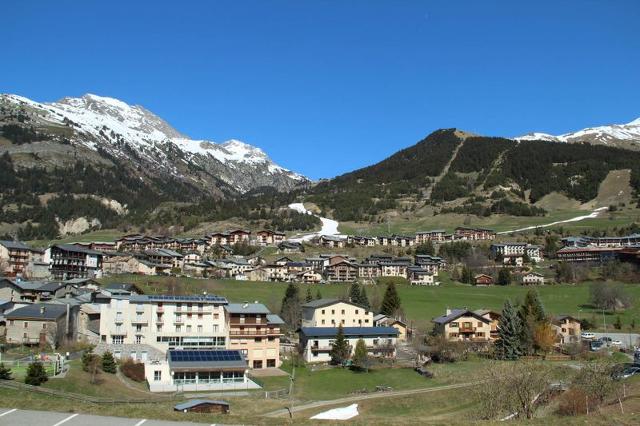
[225,303,271,314]
[174,400,229,411]
[53,244,103,256]
[301,298,340,308]
[130,294,228,304]
[432,309,489,325]
[266,314,285,325]
[300,327,399,338]
[373,313,387,322]
[0,240,31,250]
[6,303,68,320]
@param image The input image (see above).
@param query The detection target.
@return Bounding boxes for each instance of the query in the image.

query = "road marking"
[0,409,17,417]
[52,413,79,426]
[134,420,147,426]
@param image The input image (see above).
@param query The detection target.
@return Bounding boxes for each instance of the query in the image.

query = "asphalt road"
[590,332,640,349]
[0,408,225,426]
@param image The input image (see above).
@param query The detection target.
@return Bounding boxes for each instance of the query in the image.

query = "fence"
[0,359,62,377]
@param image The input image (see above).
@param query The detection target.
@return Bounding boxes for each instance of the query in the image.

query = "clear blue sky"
[2,1,639,179]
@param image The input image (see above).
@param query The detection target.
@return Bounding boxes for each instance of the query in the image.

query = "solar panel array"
[147,295,227,303]
[169,350,243,362]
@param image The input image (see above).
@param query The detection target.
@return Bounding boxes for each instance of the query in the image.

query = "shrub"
[121,358,145,382]
[102,351,117,374]
[0,363,13,380]
[24,361,48,386]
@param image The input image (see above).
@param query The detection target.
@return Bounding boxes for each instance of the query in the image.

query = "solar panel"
[169,349,243,362]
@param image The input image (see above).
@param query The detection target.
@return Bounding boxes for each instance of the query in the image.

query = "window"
[175,325,182,332]
[9,320,13,326]
[331,309,335,315]
[321,309,325,314]
[321,319,325,325]
[154,371,162,381]
[450,322,459,328]
[112,336,124,345]
[186,325,192,332]
[255,337,262,343]
[135,335,142,344]
[136,325,142,332]
[198,314,203,319]
[214,313,219,319]
[341,319,345,324]
[42,323,47,329]
[267,359,276,368]
[355,309,359,314]
[341,309,345,314]
[476,332,485,337]
[197,325,203,333]
[156,325,162,332]
[23,321,28,329]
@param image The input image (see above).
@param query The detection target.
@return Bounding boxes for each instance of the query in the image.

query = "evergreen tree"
[349,283,361,304]
[519,290,546,354]
[305,287,313,303]
[24,361,48,386]
[380,283,401,316]
[315,289,322,300]
[352,338,370,372]
[495,300,523,360]
[102,351,117,374]
[329,324,351,365]
[280,283,302,330]
[415,240,435,256]
[461,266,473,284]
[0,363,12,380]
[614,316,622,330]
[359,286,371,310]
[497,268,511,286]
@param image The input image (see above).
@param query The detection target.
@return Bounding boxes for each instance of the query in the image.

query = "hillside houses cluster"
[557,233,640,263]
[317,226,496,249]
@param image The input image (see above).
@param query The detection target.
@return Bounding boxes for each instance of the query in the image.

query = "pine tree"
[24,361,48,386]
[497,268,511,286]
[495,300,523,360]
[519,290,546,354]
[352,338,370,372]
[305,287,313,303]
[380,283,401,316]
[0,363,12,380]
[614,316,622,330]
[349,283,361,304]
[81,346,96,372]
[280,283,302,330]
[359,286,371,310]
[315,289,322,300]
[102,351,117,374]
[329,324,351,366]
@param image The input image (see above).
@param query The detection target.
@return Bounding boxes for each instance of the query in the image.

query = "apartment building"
[415,230,446,244]
[302,299,373,327]
[225,303,283,369]
[48,244,103,280]
[98,294,229,360]
[490,243,543,263]
[0,240,37,277]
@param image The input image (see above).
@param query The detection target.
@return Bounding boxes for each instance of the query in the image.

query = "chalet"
[521,272,545,285]
[379,260,408,278]
[144,248,184,270]
[245,267,269,282]
[49,244,103,280]
[414,255,444,276]
[454,227,496,241]
[137,259,172,275]
[294,270,323,283]
[392,235,415,247]
[285,261,312,275]
[207,232,231,247]
[177,238,206,254]
[551,315,581,345]
[319,235,346,248]
[373,314,408,341]
[183,252,203,264]
[305,257,327,271]
[377,236,393,246]
[415,230,446,244]
[103,283,143,296]
[347,236,377,246]
[256,230,286,246]
[325,261,357,282]
[432,308,492,342]
[364,254,393,264]
[407,267,435,285]
[278,241,304,253]
[274,256,294,266]
[302,299,373,327]
[473,309,501,340]
[356,263,380,280]
[0,240,39,277]
[299,327,398,363]
[228,229,251,245]
[261,264,288,281]
[216,258,252,277]
[474,274,494,286]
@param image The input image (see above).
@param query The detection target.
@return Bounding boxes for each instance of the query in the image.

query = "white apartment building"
[98,294,229,360]
[299,326,398,363]
[491,243,542,263]
[301,299,373,327]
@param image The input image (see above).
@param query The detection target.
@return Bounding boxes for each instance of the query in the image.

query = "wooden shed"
[174,399,230,414]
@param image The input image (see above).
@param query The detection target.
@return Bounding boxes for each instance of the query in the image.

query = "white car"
[611,340,623,347]
[581,332,596,340]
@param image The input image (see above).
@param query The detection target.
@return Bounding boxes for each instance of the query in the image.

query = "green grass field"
[99,274,640,333]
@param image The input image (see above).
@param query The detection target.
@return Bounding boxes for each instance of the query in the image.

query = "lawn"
[98,275,640,333]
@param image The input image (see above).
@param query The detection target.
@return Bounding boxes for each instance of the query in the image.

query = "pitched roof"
[0,240,31,250]
[300,326,399,338]
[225,303,271,315]
[432,309,490,325]
[52,244,103,256]
[6,303,68,320]
[266,314,285,325]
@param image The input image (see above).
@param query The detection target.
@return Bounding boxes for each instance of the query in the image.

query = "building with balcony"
[98,294,229,361]
[0,240,39,277]
[432,308,493,342]
[48,244,103,280]
[225,303,283,369]
[299,326,398,363]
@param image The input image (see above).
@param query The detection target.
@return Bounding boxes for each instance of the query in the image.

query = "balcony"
[156,306,164,313]
[229,329,281,336]
[131,318,148,325]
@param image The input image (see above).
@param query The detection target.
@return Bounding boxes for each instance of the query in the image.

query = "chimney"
[445,308,451,315]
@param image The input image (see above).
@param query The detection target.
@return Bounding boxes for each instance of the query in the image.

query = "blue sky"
[2,1,639,179]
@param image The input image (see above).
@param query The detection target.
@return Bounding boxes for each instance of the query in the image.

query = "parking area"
[0,408,220,426]
[590,332,640,350]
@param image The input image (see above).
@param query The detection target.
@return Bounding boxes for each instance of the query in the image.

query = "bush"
[557,388,591,416]
[121,358,145,382]
[24,361,48,386]
[102,351,117,374]
[0,363,13,380]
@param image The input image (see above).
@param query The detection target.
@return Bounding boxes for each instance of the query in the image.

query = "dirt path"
[424,138,466,200]
[262,380,484,418]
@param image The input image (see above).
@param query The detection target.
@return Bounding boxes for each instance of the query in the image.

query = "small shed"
[474,274,494,286]
[174,399,230,414]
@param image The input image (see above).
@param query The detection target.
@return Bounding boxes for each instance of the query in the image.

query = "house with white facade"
[299,327,398,363]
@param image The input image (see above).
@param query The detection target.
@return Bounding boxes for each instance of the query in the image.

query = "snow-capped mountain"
[0,93,307,193]
[516,117,640,150]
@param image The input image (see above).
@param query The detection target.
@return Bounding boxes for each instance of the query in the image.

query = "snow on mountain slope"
[516,117,640,148]
[0,93,307,192]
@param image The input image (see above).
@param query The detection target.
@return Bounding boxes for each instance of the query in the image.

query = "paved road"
[590,332,640,349]
[263,381,485,418]
[0,408,224,426]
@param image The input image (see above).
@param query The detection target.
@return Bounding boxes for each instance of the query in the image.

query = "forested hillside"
[304,129,640,222]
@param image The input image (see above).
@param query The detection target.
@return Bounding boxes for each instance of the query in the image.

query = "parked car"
[635,349,640,363]
[590,340,604,351]
[614,366,640,380]
[581,332,596,340]
[611,339,623,347]
[599,336,613,346]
